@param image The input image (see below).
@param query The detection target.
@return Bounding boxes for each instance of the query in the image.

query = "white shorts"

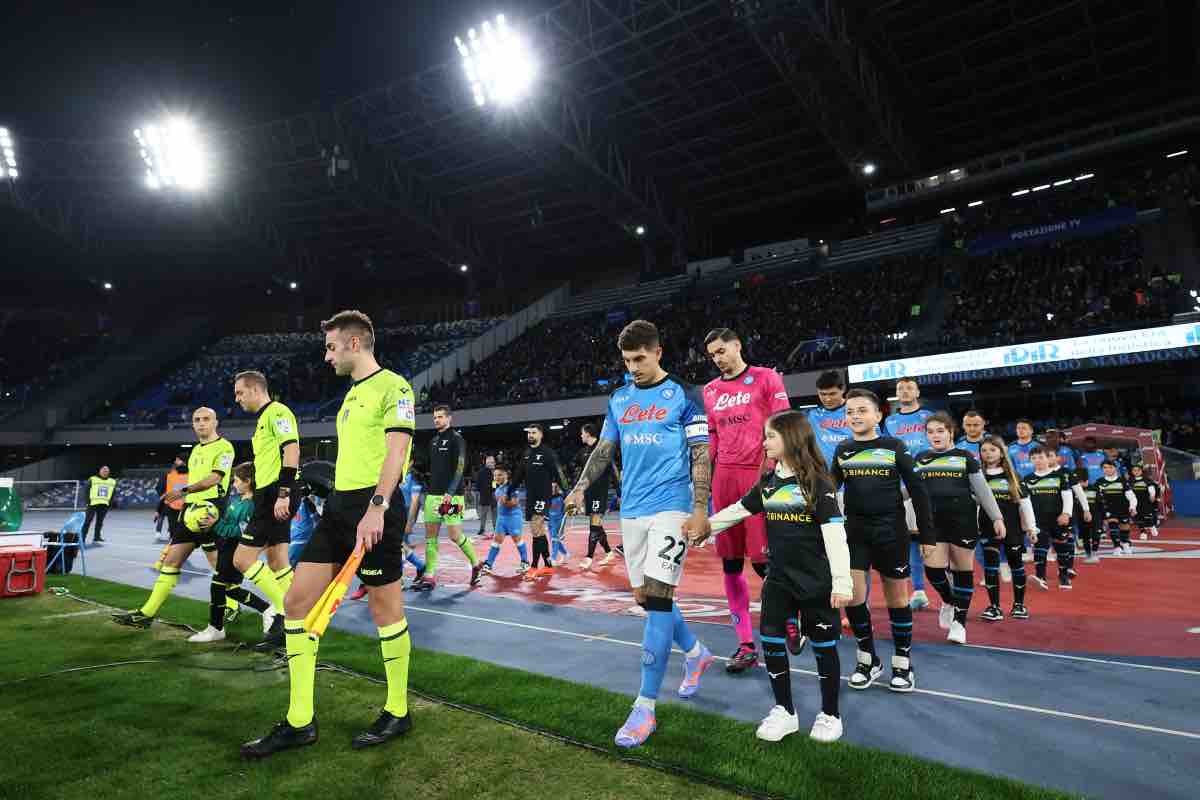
[620,510,691,588]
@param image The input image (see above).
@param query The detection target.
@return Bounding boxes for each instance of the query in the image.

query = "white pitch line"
[404,605,1200,741]
[42,608,108,619]
[960,643,1200,676]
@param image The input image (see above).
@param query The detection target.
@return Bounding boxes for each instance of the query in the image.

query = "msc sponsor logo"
[623,432,664,446]
[620,403,668,423]
[717,413,751,428]
[1003,343,1060,365]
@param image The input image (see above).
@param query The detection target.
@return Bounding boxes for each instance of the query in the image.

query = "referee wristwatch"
[370,494,389,511]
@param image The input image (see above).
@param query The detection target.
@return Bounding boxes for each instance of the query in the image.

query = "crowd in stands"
[421,256,933,411]
[0,333,110,421]
[939,229,1186,349]
[23,477,159,510]
[94,318,502,426]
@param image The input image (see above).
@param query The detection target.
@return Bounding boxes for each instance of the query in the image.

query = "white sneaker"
[938,602,955,630]
[978,579,988,589]
[1150,528,1159,538]
[1122,543,1133,555]
[909,590,929,610]
[755,705,800,742]
[1022,552,1034,562]
[262,605,279,635]
[1000,562,1012,583]
[599,551,617,566]
[1139,532,1147,541]
[1031,576,1049,590]
[1048,551,1057,562]
[1110,547,1123,557]
[1085,554,1100,564]
[578,557,593,571]
[809,712,843,743]
[947,620,967,645]
[188,625,226,643]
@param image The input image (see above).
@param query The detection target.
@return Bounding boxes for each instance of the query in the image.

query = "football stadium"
[2,2,1200,798]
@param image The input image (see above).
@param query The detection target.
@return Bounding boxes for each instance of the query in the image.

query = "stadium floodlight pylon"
[454,14,537,108]
[134,116,210,191]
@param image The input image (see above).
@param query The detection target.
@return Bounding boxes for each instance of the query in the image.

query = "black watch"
[370,494,389,510]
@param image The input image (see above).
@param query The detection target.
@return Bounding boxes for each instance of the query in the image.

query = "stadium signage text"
[968,205,1137,255]
[849,323,1200,385]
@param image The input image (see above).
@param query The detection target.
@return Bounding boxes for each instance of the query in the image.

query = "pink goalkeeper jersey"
[704,366,791,468]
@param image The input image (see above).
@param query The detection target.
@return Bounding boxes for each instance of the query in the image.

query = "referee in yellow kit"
[242,309,415,758]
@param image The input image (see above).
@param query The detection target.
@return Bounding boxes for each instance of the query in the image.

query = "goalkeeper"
[189,461,274,643]
[410,405,483,590]
[113,407,236,629]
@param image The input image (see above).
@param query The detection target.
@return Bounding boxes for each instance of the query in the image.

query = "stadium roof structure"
[1,0,1194,290]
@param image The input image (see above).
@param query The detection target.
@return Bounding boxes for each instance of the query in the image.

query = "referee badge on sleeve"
[397,396,415,423]
[273,416,294,435]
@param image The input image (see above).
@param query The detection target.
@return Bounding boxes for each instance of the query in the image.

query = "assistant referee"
[242,309,416,758]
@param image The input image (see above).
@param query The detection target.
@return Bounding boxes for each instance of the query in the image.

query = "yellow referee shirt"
[252,401,300,488]
[334,368,415,491]
[187,437,236,502]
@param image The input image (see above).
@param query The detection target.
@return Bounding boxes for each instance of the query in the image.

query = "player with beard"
[509,423,570,577]
[702,328,792,672]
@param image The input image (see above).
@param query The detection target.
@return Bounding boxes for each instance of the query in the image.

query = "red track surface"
[434,522,1200,659]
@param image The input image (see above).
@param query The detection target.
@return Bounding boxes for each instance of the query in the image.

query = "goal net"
[13,480,83,513]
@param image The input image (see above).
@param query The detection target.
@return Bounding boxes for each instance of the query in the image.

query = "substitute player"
[567,320,714,749]
[231,372,300,648]
[113,407,237,628]
[702,328,791,672]
[242,310,416,757]
[412,406,481,590]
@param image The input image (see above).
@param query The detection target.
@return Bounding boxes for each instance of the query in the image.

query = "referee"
[231,371,300,648]
[243,309,416,757]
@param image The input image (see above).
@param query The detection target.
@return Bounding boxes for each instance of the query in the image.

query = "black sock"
[209,579,228,630]
[1054,534,1072,579]
[951,570,974,625]
[888,605,913,660]
[812,642,841,718]
[1119,527,1130,545]
[924,565,954,605]
[983,545,1001,607]
[1034,533,1049,578]
[536,537,550,567]
[1083,533,1094,557]
[587,525,603,559]
[1109,523,1120,548]
[530,538,542,567]
[845,603,876,661]
[226,585,270,613]
[597,527,611,553]
[1006,546,1026,606]
[761,640,794,714]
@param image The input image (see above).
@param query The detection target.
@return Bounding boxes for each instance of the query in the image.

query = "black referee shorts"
[168,505,217,553]
[299,487,408,587]
[241,483,296,548]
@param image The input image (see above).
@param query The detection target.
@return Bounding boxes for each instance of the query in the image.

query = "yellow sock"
[285,619,318,728]
[140,567,180,617]
[275,565,294,596]
[245,561,286,609]
[379,620,411,718]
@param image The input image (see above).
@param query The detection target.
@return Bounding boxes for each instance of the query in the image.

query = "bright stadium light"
[134,116,211,191]
[460,264,469,272]
[861,162,876,176]
[1166,150,1188,159]
[635,225,646,236]
[1011,188,1030,197]
[0,126,17,180]
[967,200,983,207]
[455,14,538,107]
[288,281,298,290]
[103,282,113,290]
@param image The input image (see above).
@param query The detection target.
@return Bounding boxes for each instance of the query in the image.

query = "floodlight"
[455,14,537,107]
[634,225,646,236]
[0,127,16,179]
[861,162,876,175]
[289,281,298,290]
[134,115,211,191]
[460,264,469,272]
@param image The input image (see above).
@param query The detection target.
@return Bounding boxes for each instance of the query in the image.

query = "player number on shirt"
[657,535,686,569]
